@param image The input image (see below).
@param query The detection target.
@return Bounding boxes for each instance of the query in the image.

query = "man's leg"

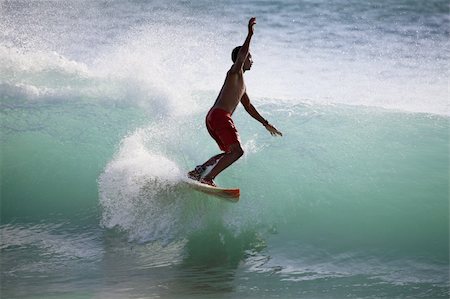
[188,153,225,180]
[201,153,225,168]
[202,143,244,183]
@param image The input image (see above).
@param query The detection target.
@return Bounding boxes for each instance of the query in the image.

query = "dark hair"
[231,46,242,62]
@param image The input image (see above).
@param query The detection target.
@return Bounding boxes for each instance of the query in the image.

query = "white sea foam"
[97,117,272,242]
[2,2,448,115]
[98,128,186,242]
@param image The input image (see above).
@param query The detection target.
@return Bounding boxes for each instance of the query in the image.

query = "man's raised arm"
[231,17,256,72]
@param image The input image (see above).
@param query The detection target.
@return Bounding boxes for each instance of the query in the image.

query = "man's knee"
[229,144,244,158]
[236,147,244,158]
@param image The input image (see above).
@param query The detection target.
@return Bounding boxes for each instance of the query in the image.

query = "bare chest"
[214,74,246,112]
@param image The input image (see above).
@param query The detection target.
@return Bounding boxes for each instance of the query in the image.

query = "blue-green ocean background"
[1,0,449,298]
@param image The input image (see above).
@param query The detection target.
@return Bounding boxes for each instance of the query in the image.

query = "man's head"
[231,46,253,71]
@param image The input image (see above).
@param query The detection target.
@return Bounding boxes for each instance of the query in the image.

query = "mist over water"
[1,0,448,114]
[1,1,449,298]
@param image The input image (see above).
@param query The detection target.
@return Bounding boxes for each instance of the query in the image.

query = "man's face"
[244,53,253,71]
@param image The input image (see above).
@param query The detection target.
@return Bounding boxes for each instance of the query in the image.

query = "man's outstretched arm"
[231,17,256,73]
[241,93,283,136]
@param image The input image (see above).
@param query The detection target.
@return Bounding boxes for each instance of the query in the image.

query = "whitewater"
[1,1,449,298]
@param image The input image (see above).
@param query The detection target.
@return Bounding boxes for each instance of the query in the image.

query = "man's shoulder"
[227,66,243,77]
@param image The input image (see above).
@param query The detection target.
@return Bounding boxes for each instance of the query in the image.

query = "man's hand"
[248,17,256,35]
[265,123,283,137]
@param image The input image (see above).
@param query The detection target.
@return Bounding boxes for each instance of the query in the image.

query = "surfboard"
[182,177,240,202]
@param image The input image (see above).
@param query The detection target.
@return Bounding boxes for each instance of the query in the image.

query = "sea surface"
[1,0,449,298]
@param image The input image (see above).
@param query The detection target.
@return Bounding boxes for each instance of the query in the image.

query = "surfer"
[188,17,282,187]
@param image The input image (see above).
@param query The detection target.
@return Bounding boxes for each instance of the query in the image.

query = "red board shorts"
[206,108,241,153]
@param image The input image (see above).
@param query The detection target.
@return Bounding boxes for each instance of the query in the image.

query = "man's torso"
[211,70,245,115]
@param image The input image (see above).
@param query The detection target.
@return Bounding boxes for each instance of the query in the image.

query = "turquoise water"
[1,0,449,298]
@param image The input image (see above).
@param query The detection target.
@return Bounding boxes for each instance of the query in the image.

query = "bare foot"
[187,166,205,181]
[187,170,201,181]
[200,178,217,187]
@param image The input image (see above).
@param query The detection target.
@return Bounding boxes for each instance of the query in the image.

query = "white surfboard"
[182,176,240,202]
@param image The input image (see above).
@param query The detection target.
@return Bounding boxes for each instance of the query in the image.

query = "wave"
[2,45,448,253]
[95,103,448,264]
[1,0,448,262]
[2,3,449,297]
[0,45,199,118]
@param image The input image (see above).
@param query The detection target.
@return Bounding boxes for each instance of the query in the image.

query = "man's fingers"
[273,128,282,137]
[265,124,282,137]
[269,128,282,137]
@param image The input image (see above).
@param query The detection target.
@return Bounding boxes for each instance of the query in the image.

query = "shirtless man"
[188,17,282,186]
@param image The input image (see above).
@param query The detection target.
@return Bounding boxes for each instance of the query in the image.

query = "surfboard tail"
[222,189,240,198]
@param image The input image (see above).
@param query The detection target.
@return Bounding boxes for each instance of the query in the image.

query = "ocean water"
[1,0,449,298]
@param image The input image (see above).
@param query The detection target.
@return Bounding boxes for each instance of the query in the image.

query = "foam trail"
[98,128,185,242]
